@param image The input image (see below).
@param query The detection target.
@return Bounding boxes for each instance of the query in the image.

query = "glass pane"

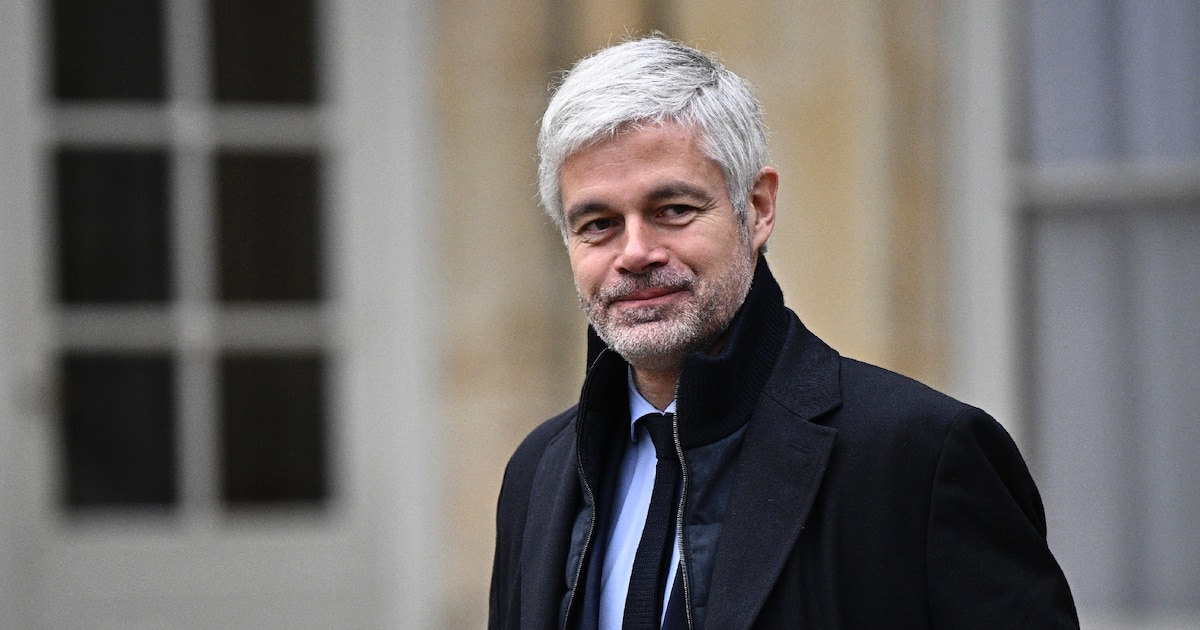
[216,151,322,302]
[56,148,172,303]
[1118,2,1200,159]
[1024,1,1200,162]
[211,0,317,103]
[51,0,166,101]
[61,353,177,508]
[1024,0,1121,162]
[220,353,327,505]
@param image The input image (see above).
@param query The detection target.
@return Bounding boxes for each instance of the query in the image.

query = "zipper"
[561,350,608,629]
[563,354,695,629]
[564,444,597,624]
[671,383,695,630]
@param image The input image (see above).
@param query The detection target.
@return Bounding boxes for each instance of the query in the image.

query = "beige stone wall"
[669,0,946,382]
[433,1,945,626]
[433,3,582,627]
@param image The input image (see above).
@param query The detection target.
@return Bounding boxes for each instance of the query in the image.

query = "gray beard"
[579,251,755,371]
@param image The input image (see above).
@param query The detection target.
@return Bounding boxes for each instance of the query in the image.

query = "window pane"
[56,148,172,304]
[1118,2,1200,159]
[61,353,177,508]
[220,353,327,505]
[211,0,317,103]
[216,151,322,302]
[51,0,166,101]
[1024,0,1120,162]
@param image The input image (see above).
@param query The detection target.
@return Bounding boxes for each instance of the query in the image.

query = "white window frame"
[943,3,1200,629]
[0,0,445,627]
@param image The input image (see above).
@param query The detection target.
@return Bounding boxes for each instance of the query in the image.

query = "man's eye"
[660,205,695,220]
[581,218,616,234]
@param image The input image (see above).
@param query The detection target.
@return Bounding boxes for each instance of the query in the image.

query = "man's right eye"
[580,218,617,235]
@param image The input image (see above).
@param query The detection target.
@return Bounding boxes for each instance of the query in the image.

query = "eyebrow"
[645,182,716,205]
[564,181,718,227]
[564,201,607,226]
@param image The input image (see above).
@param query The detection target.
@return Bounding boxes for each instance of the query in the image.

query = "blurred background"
[0,0,1197,628]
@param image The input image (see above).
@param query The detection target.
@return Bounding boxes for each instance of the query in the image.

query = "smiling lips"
[616,287,679,302]
[596,267,695,309]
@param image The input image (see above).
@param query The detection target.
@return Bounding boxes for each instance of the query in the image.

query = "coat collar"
[584,256,795,449]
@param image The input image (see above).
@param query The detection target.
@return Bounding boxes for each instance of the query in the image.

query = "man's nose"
[616,219,668,274]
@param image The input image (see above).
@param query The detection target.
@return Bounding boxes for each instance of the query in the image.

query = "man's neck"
[631,366,680,411]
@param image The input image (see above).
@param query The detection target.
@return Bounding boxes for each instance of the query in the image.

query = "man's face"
[560,121,776,371]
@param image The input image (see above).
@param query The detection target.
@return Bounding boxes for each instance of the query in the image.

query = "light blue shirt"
[598,369,681,630]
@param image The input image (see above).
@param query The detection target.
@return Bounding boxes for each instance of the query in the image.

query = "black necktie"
[623,412,680,629]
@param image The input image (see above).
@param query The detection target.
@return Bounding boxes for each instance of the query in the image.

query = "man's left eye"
[660,205,694,219]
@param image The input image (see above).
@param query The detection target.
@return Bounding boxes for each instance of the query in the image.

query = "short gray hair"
[537,36,769,235]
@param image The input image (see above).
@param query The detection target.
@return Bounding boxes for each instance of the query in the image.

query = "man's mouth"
[613,287,681,304]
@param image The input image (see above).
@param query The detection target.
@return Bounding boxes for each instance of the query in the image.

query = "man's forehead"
[562,122,717,177]
[562,133,724,195]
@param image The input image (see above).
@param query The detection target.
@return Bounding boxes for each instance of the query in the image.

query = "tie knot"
[640,413,676,460]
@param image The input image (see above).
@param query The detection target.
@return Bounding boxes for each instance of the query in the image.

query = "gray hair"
[537,36,769,236]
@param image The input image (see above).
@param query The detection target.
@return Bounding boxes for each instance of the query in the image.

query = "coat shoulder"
[762,311,981,439]
[500,406,578,501]
[832,357,984,438]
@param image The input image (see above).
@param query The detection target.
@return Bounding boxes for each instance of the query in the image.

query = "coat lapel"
[704,317,842,630]
[704,406,835,629]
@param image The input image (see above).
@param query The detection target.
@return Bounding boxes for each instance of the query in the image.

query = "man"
[490,36,1077,629]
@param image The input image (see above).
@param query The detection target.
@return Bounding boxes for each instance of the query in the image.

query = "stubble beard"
[579,248,756,372]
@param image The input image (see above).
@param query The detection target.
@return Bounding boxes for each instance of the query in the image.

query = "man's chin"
[594,322,702,369]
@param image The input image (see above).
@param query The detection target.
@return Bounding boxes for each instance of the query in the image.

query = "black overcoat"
[489,264,1078,629]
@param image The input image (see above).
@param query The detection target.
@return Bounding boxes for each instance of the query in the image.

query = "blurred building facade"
[0,1,1196,628]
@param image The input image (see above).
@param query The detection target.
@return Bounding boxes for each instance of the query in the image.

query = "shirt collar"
[626,367,676,441]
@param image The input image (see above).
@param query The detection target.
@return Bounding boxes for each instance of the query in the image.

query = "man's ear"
[747,167,778,251]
